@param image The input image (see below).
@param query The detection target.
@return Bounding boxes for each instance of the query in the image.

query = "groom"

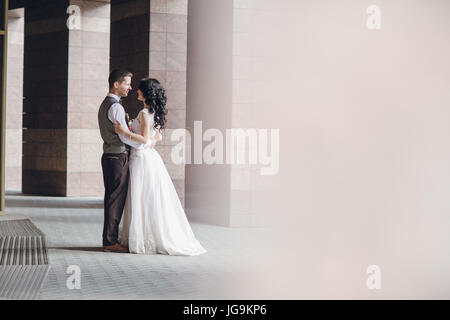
[98,69,160,253]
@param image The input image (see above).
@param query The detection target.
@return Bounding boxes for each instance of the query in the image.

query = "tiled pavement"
[4,194,272,300]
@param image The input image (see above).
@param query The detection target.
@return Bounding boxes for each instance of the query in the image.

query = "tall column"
[186,0,274,226]
[110,0,188,204]
[229,1,271,227]
[185,0,233,226]
[5,8,24,192]
[22,0,109,196]
[67,0,110,196]
[0,0,8,214]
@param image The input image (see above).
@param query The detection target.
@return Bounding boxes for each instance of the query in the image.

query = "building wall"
[22,0,70,196]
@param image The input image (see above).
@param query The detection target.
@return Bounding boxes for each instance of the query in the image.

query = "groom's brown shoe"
[103,243,128,253]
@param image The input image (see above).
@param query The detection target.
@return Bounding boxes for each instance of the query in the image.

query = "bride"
[113,78,206,256]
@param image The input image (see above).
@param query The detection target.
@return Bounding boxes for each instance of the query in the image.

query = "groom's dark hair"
[108,69,133,89]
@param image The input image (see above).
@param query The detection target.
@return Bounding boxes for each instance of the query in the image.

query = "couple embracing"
[98,69,206,256]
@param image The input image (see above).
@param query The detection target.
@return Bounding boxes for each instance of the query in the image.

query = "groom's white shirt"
[107,93,153,149]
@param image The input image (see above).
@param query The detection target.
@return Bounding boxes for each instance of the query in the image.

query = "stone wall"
[22,0,70,195]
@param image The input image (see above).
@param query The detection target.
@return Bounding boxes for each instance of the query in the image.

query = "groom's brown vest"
[98,96,126,154]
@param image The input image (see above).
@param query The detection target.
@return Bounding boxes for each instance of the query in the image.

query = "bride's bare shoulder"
[139,108,152,122]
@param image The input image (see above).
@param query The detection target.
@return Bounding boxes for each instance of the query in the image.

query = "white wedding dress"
[118,108,207,256]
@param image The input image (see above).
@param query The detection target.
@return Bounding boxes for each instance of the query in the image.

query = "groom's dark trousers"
[101,151,129,246]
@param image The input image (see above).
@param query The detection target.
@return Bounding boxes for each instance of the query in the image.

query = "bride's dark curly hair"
[138,78,168,130]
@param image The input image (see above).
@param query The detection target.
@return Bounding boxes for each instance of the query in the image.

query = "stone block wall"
[22,0,70,196]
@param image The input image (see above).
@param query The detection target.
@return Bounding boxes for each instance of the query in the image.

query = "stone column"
[185,0,233,226]
[22,0,109,196]
[110,0,188,205]
[67,0,110,196]
[5,8,24,191]
[229,1,271,227]
[186,0,274,226]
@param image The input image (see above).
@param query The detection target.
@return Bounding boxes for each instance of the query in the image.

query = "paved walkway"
[4,193,271,300]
